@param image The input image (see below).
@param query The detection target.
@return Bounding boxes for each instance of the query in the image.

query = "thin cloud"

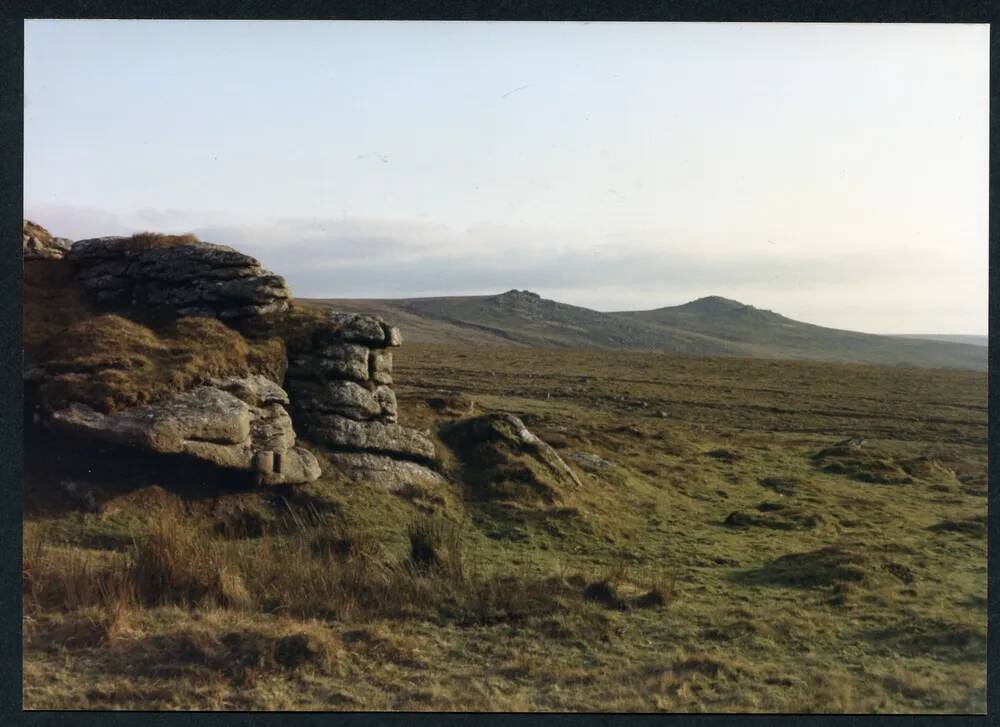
[23,204,980,331]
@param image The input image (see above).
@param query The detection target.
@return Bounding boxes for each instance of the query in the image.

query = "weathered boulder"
[565,451,614,471]
[23,219,72,260]
[66,236,291,319]
[443,413,581,504]
[284,308,437,487]
[285,379,397,422]
[48,375,320,485]
[287,343,370,382]
[318,312,400,347]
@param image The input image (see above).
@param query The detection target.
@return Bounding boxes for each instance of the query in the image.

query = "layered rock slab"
[286,310,439,487]
[66,236,291,319]
[49,375,320,485]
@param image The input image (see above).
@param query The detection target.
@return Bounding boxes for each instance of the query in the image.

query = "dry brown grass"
[129,516,252,611]
[122,231,201,250]
[24,218,53,242]
[252,299,331,348]
[23,258,98,359]
[36,314,286,413]
[23,507,609,628]
[407,514,466,578]
[22,524,137,646]
[24,233,287,415]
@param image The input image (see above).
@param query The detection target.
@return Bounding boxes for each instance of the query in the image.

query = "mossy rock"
[441,413,582,506]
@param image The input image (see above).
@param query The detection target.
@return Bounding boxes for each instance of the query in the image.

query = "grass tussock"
[36,314,286,413]
[129,516,252,610]
[928,517,986,538]
[407,515,466,578]
[582,563,676,611]
[739,545,870,589]
[723,502,824,531]
[130,624,337,682]
[812,444,960,488]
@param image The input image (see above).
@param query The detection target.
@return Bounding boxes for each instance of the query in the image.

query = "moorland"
[24,340,987,711]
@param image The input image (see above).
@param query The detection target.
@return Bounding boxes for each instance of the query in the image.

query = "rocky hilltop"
[311,290,987,371]
[22,220,443,491]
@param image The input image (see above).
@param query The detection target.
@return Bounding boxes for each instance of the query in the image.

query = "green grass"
[23,343,986,712]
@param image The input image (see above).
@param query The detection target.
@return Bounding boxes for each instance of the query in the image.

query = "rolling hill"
[303,291,987,372]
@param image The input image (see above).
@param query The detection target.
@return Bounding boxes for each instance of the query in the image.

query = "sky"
[24,21,989,334]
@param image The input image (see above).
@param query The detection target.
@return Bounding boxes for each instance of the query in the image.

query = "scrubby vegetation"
[23,343,986,712]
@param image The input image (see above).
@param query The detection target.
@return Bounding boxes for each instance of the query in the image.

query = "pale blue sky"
[24,21,988,334]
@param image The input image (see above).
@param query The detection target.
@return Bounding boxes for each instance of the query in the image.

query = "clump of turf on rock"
[254,300,334,350]
[441,413,582,505]
[425,391,477,418]
[35,314,285,414]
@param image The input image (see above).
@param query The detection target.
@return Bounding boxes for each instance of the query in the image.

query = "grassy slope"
[891,334,988,347]
[306,294,742,355]
[305,294,986,372]
[23,344,986,712]
[618,298,987,370]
